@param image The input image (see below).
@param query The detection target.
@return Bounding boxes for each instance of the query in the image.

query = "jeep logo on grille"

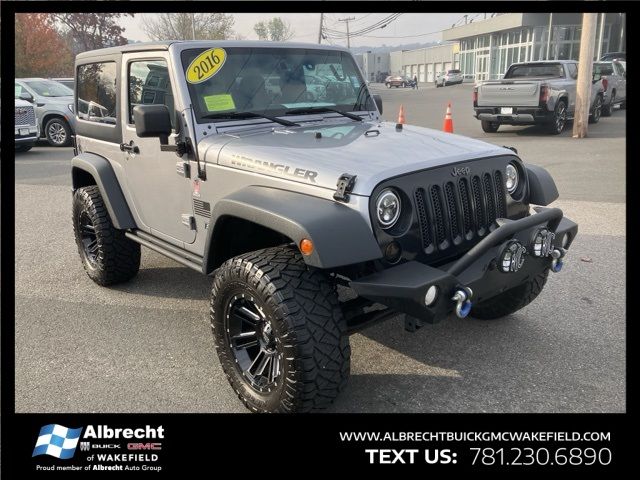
[451,166,470,177]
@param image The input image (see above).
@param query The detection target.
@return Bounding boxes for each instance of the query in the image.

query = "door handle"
[120,141,139,154]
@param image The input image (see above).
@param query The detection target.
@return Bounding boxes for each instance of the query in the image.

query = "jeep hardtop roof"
[76,40,349,61]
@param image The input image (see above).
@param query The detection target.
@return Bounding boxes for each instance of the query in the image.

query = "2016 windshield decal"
[230,155,318,183]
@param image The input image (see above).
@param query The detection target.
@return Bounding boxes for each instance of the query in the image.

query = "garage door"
[434,63,442,78]
[427,63,434,82]
[418,64,425,82]
[444,62,452,72]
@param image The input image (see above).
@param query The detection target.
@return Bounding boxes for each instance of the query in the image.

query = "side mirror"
[373,94,383,114]
[133,104,172,144]
[19,91,34,102]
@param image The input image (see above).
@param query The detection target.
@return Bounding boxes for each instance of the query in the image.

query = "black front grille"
[415,169,507,255]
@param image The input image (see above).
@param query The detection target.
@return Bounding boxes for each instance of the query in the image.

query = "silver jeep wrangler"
[71,41,578,413]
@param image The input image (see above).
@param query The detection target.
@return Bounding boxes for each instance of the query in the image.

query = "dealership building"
[442,13,626,80]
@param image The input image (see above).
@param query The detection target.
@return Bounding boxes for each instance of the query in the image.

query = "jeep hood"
[206,120,513,196]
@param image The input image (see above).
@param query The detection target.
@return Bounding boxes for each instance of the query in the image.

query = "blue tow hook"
[551,248,566,273]
[452,287,473,318]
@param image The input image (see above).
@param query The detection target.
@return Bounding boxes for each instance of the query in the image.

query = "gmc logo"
[451,166,471,177]
[127,443,162,450]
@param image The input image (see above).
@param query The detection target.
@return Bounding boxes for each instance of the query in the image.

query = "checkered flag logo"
[32,425,83,459]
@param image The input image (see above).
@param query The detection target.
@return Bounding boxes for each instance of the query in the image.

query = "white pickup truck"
[473,60,605,134]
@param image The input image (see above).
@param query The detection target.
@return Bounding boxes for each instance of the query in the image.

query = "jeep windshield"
[181,47,373,123]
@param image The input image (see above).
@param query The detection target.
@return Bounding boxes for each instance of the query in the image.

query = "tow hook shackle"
[551,247,567,273]
[452,287,473,318]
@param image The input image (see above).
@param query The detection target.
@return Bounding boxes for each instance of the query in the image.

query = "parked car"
[473,60,606,134]
[599,51,626,61]
[435,69,464,87]
[50,77,75,91]
[593,60,626,115]
[14,98,39,152]
[69,40,577,413]
[385,75,411,88]
[14,78,76,147]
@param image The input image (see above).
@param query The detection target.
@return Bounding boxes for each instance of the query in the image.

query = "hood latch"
[334,173,357,203]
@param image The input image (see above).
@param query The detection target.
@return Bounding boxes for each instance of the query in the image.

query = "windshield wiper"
[201,111,299,127]
[284,107,363,122]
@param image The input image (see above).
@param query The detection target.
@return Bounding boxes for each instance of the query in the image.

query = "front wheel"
[386,83,391,88]
[589,95,603,124]
[481,120,500,133]
[210,246,351,413]
[471,269,549,320]
[45,118,72,147]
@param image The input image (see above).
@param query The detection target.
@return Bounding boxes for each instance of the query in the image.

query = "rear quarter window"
[76,62,117,125]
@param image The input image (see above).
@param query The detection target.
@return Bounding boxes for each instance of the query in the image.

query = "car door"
[120,52,196,245]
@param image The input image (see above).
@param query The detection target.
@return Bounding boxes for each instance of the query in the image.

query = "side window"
[77,62,117,124]
[567,63,578,79]
[128,60,175,129]
[15,83,24,98]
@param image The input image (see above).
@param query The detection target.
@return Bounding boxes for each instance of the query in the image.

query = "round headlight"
[376,189,401,229]
[505,163,519,194]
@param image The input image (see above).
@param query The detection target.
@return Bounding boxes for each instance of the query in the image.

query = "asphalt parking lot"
[15,83,625,413]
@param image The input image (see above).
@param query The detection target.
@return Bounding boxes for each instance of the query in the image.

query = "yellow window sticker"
[186,48,227,84]
[204,94,236,112]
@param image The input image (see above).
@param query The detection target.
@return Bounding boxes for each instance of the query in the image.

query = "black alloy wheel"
[224,295,283,393]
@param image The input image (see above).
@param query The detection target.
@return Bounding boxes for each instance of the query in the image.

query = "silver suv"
[15,78,76,147]
[435,69,463,87]
[71,41,578,413]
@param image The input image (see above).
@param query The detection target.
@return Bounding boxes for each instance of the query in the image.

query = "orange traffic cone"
[397,104,406,125]
[442,103,454,133]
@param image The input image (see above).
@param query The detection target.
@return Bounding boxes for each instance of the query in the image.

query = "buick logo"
[451,166,470,177]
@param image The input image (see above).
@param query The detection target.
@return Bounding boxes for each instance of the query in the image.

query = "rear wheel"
[210,246,350,413]
[471,269,549,320]
[481,120,500,133]
[601,92,615,116]
[589,95,603,124]
[72,186,140,286]
[547,100,567,135]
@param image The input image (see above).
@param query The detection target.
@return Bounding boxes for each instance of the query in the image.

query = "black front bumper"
[350,207,578,324]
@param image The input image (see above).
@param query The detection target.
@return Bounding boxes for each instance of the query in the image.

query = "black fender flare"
[203,186,382,273]
[525,164,559,206]
[71,152,136,230]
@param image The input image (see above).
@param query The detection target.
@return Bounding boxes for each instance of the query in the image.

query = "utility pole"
[318,13,324,44]
[338,16,355,49]
[191,12,196,40]
[573,13,597,139]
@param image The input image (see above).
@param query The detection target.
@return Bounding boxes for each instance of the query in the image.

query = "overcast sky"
[120,12,477,48]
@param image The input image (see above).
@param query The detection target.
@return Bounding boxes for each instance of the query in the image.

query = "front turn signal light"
[299,238,314,256]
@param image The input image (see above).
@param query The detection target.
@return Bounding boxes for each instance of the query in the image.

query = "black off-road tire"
[481,120,500,133]
[470,268,550,320]
[210,246,350,413]
[601,92,615,117]
[72,186,140,286]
